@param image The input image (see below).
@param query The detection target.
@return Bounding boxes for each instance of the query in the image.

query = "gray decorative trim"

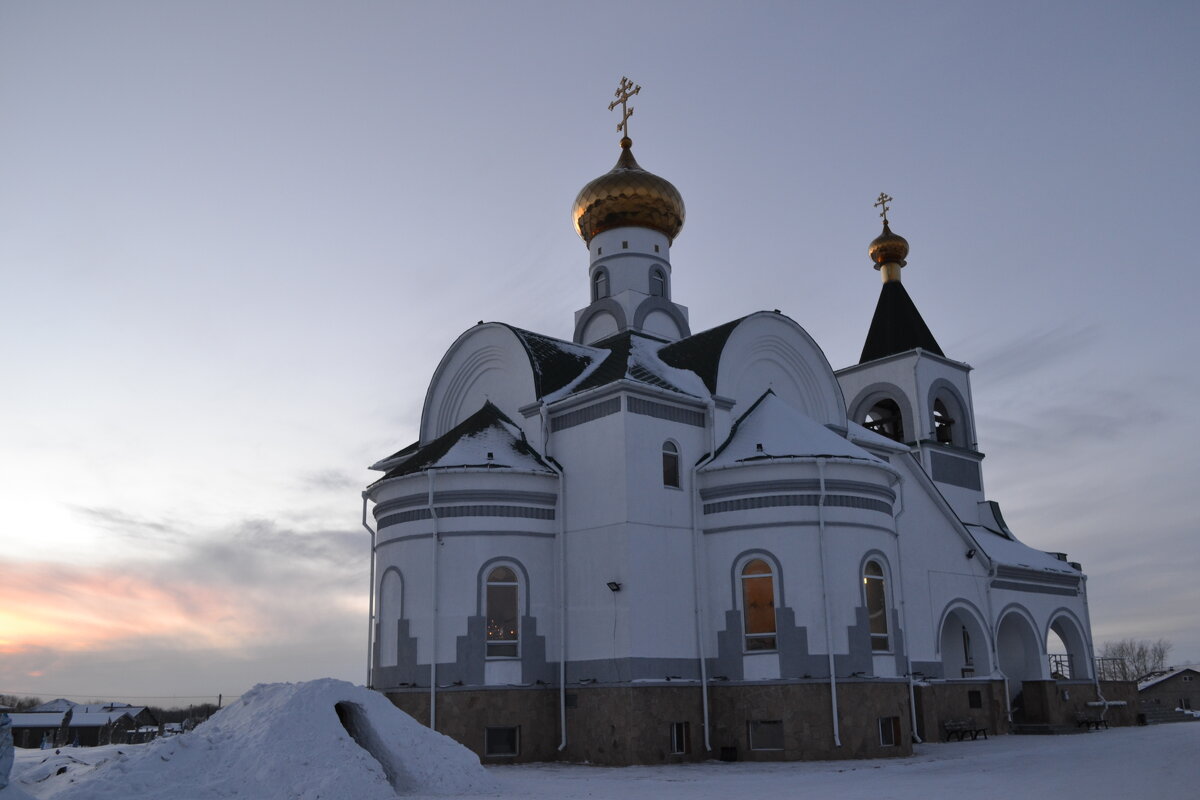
[373,493,429,517]
[551,397,621,432]
[632,296,691,337]
[990,580,1078,596]
[379,505,555,529]
[627,395,705,427]
[703,520,897,535]
[994,564,1080,587]
[930,450,982,490]
[700,479,895,503]
[436,505,555,520]
[703,494,891,516]
[379,508,432,526]
[376,530,557,546]
[434,490,557,506]
[573,299,628,343]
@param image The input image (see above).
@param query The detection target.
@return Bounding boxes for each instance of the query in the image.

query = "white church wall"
[640,309,683,340]
[716,312,847,431]
[420,324,540,443]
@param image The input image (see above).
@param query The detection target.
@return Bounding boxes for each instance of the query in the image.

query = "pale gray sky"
[2,1,1197,703]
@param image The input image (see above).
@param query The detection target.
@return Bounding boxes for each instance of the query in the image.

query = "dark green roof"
[859,282,943,363]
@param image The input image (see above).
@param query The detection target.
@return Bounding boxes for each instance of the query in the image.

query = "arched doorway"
[1046,612,1091,680]
[996,609,1045,718]
[938,604,991,678]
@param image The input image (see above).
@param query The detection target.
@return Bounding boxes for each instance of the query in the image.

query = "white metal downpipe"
[428,470,440,731]
[1079,575,1108,717]
[888,486,922,743]
[541,403,570,753]
[816,459,842,747]
[362,492,377,688]
[689,397,718,753]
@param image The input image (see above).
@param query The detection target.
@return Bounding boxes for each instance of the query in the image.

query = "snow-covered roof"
[8,712,66,727]
[29,698,76,713]
[371,401,554,484]
[562,330,706,400]
[705,390,881,469]
[1138,665,1200,691]
[69,711,135,727]
[964,524,1081,576]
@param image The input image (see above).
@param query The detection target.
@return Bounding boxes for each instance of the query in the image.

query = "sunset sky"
[2,1,1197,704]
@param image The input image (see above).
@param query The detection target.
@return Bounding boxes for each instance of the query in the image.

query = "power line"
[0,690,240,701]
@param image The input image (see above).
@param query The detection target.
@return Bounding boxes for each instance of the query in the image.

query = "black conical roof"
[859,281,943,363]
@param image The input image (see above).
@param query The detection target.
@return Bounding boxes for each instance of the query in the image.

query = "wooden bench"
[942,718,988,741]
[1075,712,1109,731]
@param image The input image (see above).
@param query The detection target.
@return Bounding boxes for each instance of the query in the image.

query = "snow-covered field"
[9,684,1199,800]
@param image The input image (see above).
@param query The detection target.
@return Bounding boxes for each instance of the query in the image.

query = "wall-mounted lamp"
[965,548,976,559]
[606,581,622,592]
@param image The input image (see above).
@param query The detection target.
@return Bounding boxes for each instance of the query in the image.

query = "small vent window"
[878,716,901,746]
[484,726,519,757]
[669,721,690,754]
[748,720,784,751]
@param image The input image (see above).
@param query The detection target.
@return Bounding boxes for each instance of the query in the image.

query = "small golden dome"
[573,138,685,245]
[869,221,909,268]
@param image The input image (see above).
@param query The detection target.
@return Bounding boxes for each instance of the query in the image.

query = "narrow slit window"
[864,560,889,651]
[650,269,666,297]
[662,441,680,487]
[593,270,609,300]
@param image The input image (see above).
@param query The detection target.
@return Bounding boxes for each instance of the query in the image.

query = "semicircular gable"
[715,312,847,428]
[421,324,539,443]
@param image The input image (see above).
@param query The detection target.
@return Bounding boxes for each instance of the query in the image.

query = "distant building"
[1138,666,1200,718]
[11,702,159,748]
[365,83,1125,764]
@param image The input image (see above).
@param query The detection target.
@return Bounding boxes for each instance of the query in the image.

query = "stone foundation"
[385,679,914,765]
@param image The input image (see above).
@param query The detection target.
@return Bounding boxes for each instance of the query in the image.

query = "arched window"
[863,560,889,651]
[933,399,955,445]
[662,441,680,487]
[649,268,666,297]
[741,559,777,651]
[593,269,609,301]
[864,398,904,442]
[486,566,520,658]
[378,569,403,667]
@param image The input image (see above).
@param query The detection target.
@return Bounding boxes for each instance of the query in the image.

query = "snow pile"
[23,680,492,799]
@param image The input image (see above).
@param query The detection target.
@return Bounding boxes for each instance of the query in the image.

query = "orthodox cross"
[608,76,641,139]
[874,192,894,225]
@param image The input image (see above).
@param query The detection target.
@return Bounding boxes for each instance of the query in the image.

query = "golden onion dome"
[573,137,685,245]
[869,221,909,267]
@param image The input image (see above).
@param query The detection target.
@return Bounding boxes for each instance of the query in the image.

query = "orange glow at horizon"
[0,560,266,655]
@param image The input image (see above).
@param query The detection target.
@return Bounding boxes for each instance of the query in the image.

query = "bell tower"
[836,195,985,520]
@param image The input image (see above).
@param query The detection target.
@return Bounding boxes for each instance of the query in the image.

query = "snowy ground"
[14,723,1198,800]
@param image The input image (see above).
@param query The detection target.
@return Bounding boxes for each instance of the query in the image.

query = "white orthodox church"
[364,83,1121,764]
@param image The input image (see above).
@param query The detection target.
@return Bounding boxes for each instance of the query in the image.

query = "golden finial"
[874,192,893,225]
[869,192,908,281]
[608,76,641,145]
